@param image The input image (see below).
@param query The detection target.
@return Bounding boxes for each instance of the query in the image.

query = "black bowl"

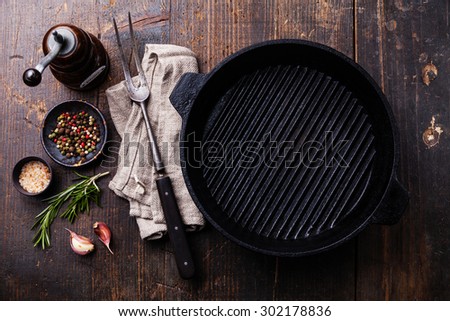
[12,156,53,196]
[41,100,108,167]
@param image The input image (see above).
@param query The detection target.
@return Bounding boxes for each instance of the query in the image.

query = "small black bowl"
[41,100,108,167]
[12,156,53,196]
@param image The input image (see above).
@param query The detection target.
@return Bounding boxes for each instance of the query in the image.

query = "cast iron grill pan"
[170,40,408,256]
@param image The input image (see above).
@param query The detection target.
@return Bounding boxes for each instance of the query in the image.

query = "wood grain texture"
[0,0,448,300]
[355,0,450,300]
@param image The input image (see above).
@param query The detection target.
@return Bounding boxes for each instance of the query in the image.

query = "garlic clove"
[93,222,113,254]
[65,228,95,255]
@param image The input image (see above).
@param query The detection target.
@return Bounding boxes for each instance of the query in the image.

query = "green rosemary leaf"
[31,171,110,249]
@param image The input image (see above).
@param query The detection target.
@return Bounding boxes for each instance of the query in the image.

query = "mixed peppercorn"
[48,111,101,161]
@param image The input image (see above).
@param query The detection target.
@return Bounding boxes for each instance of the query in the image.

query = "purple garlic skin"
[93,222,113,254]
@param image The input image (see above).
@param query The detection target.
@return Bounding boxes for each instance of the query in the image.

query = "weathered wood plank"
[169,0,356,300]
[355,0,450,300]
[1,0,100,300]
[0,0,173,300]
[270,0,356,300]
[168,0,279,300]
[94,0,173,301]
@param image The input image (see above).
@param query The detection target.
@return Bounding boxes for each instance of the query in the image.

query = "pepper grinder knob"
[23,68,42,86]
[22,30,69,87]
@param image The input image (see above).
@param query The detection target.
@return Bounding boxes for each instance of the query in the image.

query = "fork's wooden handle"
[156,175,195,279]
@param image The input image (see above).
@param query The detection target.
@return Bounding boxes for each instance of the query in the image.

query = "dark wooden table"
[1,0,449,300]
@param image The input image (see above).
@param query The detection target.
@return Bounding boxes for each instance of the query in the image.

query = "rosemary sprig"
[32,171,110,249]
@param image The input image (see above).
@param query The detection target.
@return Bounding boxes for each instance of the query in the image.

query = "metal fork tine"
[113,17,133,85]
[128,12,148,86]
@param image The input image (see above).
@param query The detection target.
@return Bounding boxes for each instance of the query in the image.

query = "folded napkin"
[106,44,204,240]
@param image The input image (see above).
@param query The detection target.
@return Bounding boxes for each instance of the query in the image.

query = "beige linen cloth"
[106,44,204,240]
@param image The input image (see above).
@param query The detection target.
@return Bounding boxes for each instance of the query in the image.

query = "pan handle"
[170,73,207,118]
[371,175,409,225]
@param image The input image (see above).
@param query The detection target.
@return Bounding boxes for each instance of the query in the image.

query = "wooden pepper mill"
[23,24,109,91]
